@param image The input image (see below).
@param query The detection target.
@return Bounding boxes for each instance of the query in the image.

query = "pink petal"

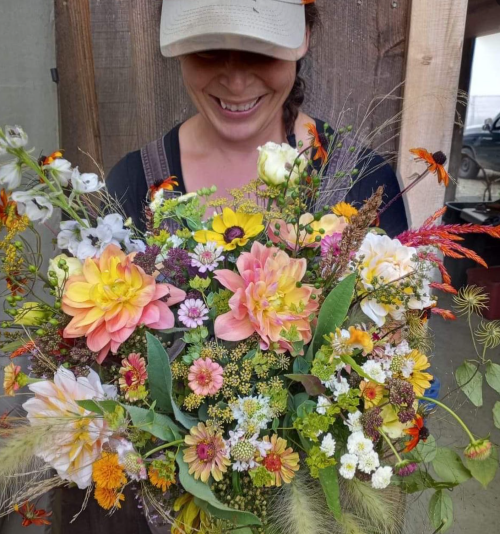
[142,301,175,329]
[214,269,245,293]
[215,311,255,341]
[164,285,186,306]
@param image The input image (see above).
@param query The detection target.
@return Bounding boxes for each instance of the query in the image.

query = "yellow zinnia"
[332,201,358,221]
[194,208,264,251]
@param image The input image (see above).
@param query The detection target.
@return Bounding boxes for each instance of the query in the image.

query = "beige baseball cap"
[160,0,308,60]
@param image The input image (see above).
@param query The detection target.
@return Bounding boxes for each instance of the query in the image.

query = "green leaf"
[455,361,483,407]
[297,400,316,419]
[0,338,25,353]
[319,466,342,520]
[76,399,119,415]
[395,471,457,494]
[293,392,310,410]
[340,354,378,383]
[464,446,498,489]
[407,435,437,463]
[293,356,310,374]
[493,402,500,429]
[485,362,500,394]
[125,405,181,441]
[176,457,261,527]
[429,490,453,533]
[432,448,471,484]
[285,374,326,396]
[146,332,197,429]
[306,273,356,360]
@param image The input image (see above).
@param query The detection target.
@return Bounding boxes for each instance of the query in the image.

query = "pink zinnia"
[188,358,224,396]
[119,353,148,400]
[214,241,320,351]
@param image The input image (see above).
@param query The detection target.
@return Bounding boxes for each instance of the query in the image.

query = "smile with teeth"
[217,97,261,112]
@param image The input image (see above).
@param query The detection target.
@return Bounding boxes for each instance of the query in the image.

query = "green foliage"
[429,490,454,533]
[464,447,499,489]
[305,446,336,478]
[432,448,471,484]
[294,409,339,442]
[485,362,500,394]
[76,399,119,415]
[124,405,181,442]
[249,466,274,487]
[306,273,356,360]
[318,465,341,520]
[286,374,326,396]
[494,402,500,429]
[406,435,437,463]
[176,456,261,527]
[456,361,483,407]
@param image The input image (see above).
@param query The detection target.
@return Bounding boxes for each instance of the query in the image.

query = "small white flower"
[231,395,273,433]
[357,450,380,474]
[316,396,332,415]
[347,432,374,457]
[124,235,146,254]
[0,160,22,190]
[330,329,353,356]
[344,411,363,433]
[1,125,28,149]
[11,189,53,223]
[57,220,89,255]
[401,358,415,379]
[167,235,184,248]
[70,167,104,193]
[362,360,386,384]
[326,376,350,400]
[394,340,412,356]
[44,158,72,187]
[76,214,130,260]
[320,433,336,457]
[115,439,147,481]
[339,453,358,479]
[178,298,209,328]
[371,466,393,489]
[177,192,197,203]
[150,189,164,211]
[189,241,224,273]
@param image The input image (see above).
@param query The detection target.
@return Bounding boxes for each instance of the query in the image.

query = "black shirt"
[107,119,407,237]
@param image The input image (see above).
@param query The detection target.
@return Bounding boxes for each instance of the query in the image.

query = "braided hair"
[283,4,320,137]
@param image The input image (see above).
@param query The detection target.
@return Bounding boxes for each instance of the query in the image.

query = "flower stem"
[378,427,403,463]
[378,169,429,218]
[418,396,475,442]
[143,439,184,459]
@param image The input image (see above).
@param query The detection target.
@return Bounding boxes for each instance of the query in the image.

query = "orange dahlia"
[261,434,300,486]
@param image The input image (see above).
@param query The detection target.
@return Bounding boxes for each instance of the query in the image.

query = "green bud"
[6,296,14,303]
[336,142,343,149]
[296,282,302,288]
[49,318,59,326]
[305,225,314,235]
[13,295,23,301]
[14,241,23,249]
[57,259,67,268]
[28,265,37,273]
[54,301,61,309]
[315,236,322,242]
[273,230,280,237]
[36,329,45,336]
[7,308,17,316]
[298,140,304,148]
[274,223,281,230]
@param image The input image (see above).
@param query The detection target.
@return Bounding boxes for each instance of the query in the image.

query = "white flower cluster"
[57,213,145,261]
[226,430,272,472]
[324,375,350,400]
[231,395,273,434]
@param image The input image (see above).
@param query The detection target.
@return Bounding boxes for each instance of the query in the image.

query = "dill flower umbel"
[261,435,300,486]
[183,422,230,482]
[92,452,127,489]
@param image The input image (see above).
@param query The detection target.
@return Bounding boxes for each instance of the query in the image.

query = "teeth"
[220,98,259,112]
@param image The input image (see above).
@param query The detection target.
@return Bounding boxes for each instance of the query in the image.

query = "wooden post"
[397,0,469,228]
[55,0,103,171]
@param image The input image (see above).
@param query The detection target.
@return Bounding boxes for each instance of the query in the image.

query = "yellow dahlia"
[183,422,230,482]
[92,452,127,489]
[194,208,264,251]
[261,434,299,486]
[94,487,125,510]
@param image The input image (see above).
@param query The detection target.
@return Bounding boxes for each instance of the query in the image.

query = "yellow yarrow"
[92,452,127,490]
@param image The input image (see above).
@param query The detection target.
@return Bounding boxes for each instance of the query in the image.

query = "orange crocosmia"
[149,176,179,196]
[14,502,52,527]
[410,148,449,186]
[404,415,429,452]
[306,122,328,164]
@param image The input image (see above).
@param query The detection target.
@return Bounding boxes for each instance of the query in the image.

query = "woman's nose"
[218,52,254,95]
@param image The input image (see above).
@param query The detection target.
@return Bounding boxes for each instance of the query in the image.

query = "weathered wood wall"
[57,0,411,176]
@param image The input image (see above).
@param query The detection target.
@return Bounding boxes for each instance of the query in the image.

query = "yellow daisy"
[194,208,264,251]
[332,201,358,221]
[359,380,384,408]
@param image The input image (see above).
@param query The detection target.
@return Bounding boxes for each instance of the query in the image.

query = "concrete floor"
[405,293,500,533]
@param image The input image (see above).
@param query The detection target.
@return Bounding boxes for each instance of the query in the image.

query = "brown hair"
[283,4,320,137]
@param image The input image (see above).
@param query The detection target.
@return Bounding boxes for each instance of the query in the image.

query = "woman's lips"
[210,95,264,118]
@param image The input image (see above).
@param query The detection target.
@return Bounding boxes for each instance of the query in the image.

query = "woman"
[107,0,407,237]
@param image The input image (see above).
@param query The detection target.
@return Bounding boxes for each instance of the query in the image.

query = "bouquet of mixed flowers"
[1,124,500,534]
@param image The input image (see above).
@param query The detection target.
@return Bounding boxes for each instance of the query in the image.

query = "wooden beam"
[55,0,103,171]
[466,0,500,38]
[397,0,469,228]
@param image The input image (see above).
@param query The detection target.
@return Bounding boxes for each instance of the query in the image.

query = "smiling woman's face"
[180,50,298,143]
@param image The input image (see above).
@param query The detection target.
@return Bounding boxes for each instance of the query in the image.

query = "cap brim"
[160,0,307,60]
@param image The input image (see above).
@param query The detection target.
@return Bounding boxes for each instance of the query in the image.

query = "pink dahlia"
[214,241,320,351]
[178,298,209,328]
[62,244,186,363]
[188,357,224,396]
[119,353,148,401]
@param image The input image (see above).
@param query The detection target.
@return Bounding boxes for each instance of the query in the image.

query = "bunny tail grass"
[340,478,406,534]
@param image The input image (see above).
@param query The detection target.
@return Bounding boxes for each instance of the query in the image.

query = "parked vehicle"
[460,113,500,179]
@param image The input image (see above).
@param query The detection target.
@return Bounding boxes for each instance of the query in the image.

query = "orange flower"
[261,435,300,486]
[404,415,429,452]
[14,502,52,527]
[0,189,19,229]
[149,176,179,197]
[306,122,328,164]
[359,380,384,408]
[92,452,127,489]
[10,341,36,359]
[3,362,22,396]
[41,150,63,166]
[410,148,449,186]
[94,487,125,510]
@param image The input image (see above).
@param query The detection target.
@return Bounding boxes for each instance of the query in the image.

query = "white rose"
[48,254,83,289]
[70,167,104,193]
[257,142,307,186]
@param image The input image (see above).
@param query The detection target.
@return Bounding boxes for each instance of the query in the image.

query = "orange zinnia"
[306,122,328,164]
[410,148,449,186]
[403,415,429,452]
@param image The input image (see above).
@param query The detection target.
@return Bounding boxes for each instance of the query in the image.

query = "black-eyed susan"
[194,208,264,251]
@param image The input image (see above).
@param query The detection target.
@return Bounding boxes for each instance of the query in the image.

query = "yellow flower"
[92,452,127,489]
[346,327,373,353]
[3,362,22,396]
[171,493,209,534]
[402,350,433,396]
[94,487,125,510]
[359,380,384,408]
[332,201,358,221]
[261,434,300,486]
[380,403,414,439]
[194,208,264,251]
